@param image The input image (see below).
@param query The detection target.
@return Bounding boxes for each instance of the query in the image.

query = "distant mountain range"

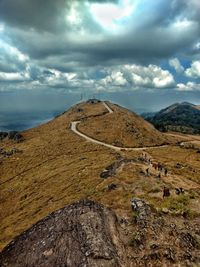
[144,102,200,134]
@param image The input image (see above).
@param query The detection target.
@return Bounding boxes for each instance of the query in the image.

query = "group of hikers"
[139,153,185,199]
[139,152,168,179]
[163,186,185,198]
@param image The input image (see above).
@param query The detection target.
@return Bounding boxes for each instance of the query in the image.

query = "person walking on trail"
[157,172,161,179]
[153,163,158,170]
[158,163,162,172]
[163,187,170,198]
[164,168,168,176]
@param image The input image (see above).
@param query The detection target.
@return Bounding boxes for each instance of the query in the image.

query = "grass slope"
[0,101,200,251]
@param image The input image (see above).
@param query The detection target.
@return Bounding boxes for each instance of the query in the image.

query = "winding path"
[71,101,169,151]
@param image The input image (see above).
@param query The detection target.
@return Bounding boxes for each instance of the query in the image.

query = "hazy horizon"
[1,89,200,131]
[0,0,200,130]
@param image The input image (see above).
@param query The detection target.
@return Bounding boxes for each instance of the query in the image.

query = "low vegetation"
[146,102,200,134]
[0,101,199,264]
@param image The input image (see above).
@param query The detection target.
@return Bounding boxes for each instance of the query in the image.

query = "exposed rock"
[175,162,184,169]
[76,108,83,113]
[0,131,24,142]
[163,248,176,262]
[129,232,146,248]
[87,99,101,104]
[8,131,18,140]
[161,208,169,214]
[180,232,200,249]
[107,183,117,191]
[9,132,24,142]
[0,200,125,267]
[131,198,151,225]
[13,133,24,142]
[0,132,8,141]
[100,158,135,179]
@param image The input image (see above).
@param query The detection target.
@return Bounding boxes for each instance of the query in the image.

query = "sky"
[0,0,200,129]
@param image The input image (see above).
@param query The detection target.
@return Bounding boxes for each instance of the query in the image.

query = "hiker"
[158,163,162,172]
[157,172,161,179]
[180,187,185,194]
[152,163,158,170]
[175,188,181,195]
[164,168,168,176]
[107,183,117,191]
[163,187,170,198]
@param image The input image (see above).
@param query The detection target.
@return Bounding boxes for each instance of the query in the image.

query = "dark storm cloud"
[0,0,200,92]
[1,0,198,66]
[0,0,67,32]
[0,0,117,32]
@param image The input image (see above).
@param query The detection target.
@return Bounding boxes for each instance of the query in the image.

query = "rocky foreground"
[0,199,199,267]
[0,200,125,267]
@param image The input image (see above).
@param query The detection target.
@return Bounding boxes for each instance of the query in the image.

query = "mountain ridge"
[145,102,200,134]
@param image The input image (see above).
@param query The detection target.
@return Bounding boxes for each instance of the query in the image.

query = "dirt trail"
[71,102,169,151]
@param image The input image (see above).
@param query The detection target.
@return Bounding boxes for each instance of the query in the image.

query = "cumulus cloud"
[0,72,29,82]
[0,0,199,93]
[185,60,200,78]
[169,58,184,73]
[177,81,200,91]
[98,64,175,90]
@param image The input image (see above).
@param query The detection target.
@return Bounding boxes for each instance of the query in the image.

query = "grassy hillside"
[0,100,200,255]
[79,102,173,147]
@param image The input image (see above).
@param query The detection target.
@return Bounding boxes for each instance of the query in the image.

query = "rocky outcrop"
[100,158,135,179]
[0,131,24,142]
[131,198,151,225]
[87,99,101,104]
[0,132,8,141]
[0,200,125,267]
[8,131,24,142]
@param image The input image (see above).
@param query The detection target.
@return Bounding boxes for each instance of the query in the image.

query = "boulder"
[0,200,125,267]
[131,198,151,224]
[107,183,117,191]
[8,131,24,142]
[0,132,8,141]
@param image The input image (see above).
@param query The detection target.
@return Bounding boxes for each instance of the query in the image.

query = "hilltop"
[78,102,174,148]
[0,100,200,266]
[145,102,200,134]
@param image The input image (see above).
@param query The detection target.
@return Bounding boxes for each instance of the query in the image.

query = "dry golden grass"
[78,102,176,147]
[0,101,199,250]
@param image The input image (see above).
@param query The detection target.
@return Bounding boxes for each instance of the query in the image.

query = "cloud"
[0,0,199,64]
[177,81,200,91]
[0,39,28,73]
[0,0,67,32]
[0,71,29,82]
[185,60,200,79]
[169,58,184,73]
[0,0,199,93]
[98,64,175,90]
